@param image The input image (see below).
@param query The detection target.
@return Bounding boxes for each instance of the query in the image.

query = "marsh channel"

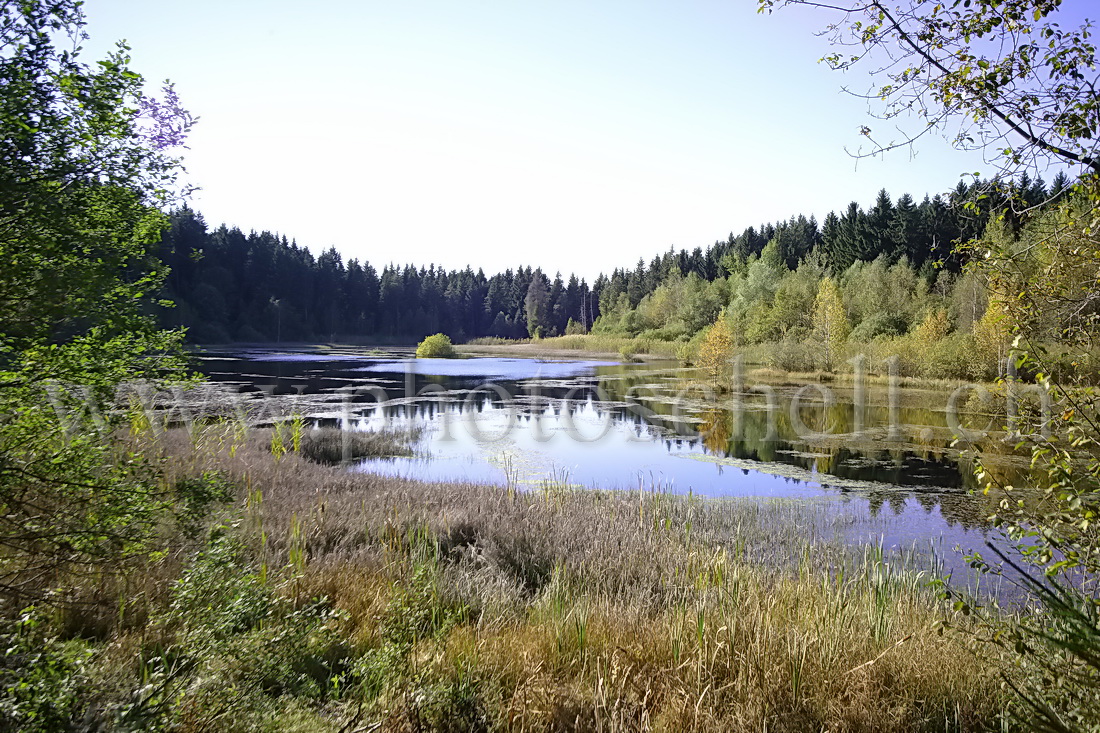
[196,346,1036,593]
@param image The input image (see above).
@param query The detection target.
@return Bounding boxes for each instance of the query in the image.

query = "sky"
[82,0,1011,280]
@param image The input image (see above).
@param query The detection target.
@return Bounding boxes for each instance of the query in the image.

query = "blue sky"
[84,0,1016,279]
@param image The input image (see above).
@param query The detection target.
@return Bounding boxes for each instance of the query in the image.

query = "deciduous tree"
[0,0,193,605]
[812,277,849,371]
[759,0,1100,178]
[697,312,737,385]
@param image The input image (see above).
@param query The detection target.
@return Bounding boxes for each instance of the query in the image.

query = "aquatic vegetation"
[298,425,420,464]
[132,429,1012,729]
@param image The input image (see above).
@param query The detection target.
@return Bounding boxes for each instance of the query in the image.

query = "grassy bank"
[463,335,1004,395]
[464,335,681,361]
[12,423,1020,732]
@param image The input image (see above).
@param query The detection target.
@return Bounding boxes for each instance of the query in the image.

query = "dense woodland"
[158,172,1070,345]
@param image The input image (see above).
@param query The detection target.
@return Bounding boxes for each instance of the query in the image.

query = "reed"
[28,425,1014,731]
[115,426,1012,730]
[295,425,421,464]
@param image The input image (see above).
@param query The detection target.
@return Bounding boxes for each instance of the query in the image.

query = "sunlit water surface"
[198,346,1034,594]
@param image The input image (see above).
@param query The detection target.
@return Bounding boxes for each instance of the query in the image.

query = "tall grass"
[104,425,1013,731]
[464,334,682,359]
[3,417,1014,731]
[296,425,421,464]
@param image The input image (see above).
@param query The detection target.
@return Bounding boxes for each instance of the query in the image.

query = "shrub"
[617,345,639,363]
[173,471,236,538]
[0,610,88,733]
[139,533,348,731]
[416,333,456,358]
[638,325,688,342]
[767,340,816,372]
[850,312,908,342]
[922,332,981,380]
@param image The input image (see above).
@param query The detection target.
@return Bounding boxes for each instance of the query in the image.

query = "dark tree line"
[158,173,1067,343]
[157,210,599,343]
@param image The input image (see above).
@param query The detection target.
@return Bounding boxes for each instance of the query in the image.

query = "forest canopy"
[157,173,1050,354]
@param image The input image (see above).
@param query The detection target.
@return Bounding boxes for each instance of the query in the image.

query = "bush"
[0,610,88,733]
[850,313,908,342]
[618,345,640,363]
[416,333,456,358]
[1040,345,1100,384]
[173,471,236,537]
[138,534,348,731]
[766,340,816,372]
[638,325,688,342]
[922,332,982,380]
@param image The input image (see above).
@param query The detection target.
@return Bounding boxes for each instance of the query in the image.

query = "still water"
[197,346,1033,580]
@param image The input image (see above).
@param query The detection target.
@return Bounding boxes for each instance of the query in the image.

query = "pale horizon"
[83,0,1036,279]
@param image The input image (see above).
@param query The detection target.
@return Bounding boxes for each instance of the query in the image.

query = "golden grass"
[130,424,1014,731]
[463,334,682,360]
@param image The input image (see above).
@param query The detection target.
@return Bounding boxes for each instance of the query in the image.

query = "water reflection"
[197,347,1032,561]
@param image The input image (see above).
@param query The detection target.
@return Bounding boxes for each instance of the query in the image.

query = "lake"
[196,345,1033,588]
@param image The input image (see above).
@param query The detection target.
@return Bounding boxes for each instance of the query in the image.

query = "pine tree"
[890,193,923,264]
[524,270,549,338]
[830,202,874,272]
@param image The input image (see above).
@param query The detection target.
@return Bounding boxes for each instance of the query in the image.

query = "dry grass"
[128,424,1014,732]
[744,365,983,391]
[463,335,681,360]
[298,426,420,464]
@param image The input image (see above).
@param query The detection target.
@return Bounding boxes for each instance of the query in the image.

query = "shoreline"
[189,339,999,392]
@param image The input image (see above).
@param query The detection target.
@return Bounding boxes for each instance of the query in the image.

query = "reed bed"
[297,425,421,464]
[463,335,681,360]
[94,424,1014,732]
